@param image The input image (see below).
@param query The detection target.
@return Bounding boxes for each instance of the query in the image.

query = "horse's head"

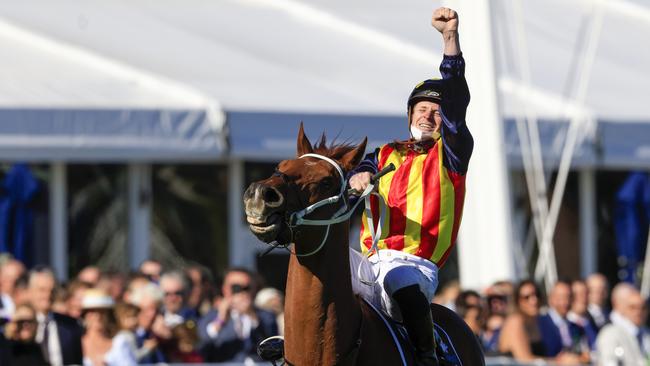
[243,123,367,246]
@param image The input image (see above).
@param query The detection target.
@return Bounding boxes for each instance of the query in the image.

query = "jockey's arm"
[438,51,473,175]
[433,8,473,175]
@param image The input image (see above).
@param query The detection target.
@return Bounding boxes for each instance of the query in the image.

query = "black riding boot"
[392,285,439,366]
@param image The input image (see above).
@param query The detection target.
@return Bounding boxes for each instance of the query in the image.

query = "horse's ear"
[297,122,314,156]
[340,137,367,172]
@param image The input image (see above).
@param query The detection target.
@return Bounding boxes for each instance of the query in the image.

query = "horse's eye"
[319,178,334,191]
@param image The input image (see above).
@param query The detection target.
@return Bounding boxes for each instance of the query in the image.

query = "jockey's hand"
[349,172,372,193]
[432,7,458,34]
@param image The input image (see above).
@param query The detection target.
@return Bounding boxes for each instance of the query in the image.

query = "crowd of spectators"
[3,251,650,365]
[0,255,283,366]
[436,274,650,365]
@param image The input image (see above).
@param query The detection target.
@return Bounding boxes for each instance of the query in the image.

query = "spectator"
[77,266,101,287]
[160,270,198,327]
[129,282,168,364]
[66,280,91,319]
[3,303,48,365]
[537,280,589,363]
[168,320,204,363]
[568,279,598,349]
[111,302,140,361]
[198,267,279,362]
[595,283,649,365]
[0,258,26,317]
[483,312,505,356]
[455,290,481,309]
[11,273,29,308]
[484,280,513,317]
[187,264,214,316]
[51,284,68,314]
[81,288,136,366]
[432,280,461,311]
[498,279,546,361]
[454,290,484,338]
[587,273,611,330]
[123,272,151,304]
[29,266,83,366]
[98,270,127,302]
[255,287,285,336]
[139,260,163,283]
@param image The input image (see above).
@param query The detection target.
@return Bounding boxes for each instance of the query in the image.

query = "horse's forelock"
[312,135,359,160]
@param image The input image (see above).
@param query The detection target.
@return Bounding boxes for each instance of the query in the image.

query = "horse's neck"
[284,223,361,365]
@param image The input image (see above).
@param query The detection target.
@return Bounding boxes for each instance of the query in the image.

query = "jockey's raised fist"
[432,7,458,34]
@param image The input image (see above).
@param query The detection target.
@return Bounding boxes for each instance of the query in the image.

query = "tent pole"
[511,0,556,285]
[579,169,597,278]
[49,162,67,281]
[515,119,545,276]
[535,1,604,290]
[228,159,255,269]
[128,163,151,270]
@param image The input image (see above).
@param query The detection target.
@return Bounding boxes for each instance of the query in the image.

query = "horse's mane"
[312,133,360,160]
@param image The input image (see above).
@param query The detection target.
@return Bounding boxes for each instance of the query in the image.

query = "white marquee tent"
[1,0,649,288]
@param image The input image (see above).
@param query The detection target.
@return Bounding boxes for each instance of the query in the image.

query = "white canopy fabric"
[0,0,649,164]
[0,7,225,162]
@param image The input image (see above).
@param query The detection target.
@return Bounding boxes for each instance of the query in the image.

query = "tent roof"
[0,0,648,164]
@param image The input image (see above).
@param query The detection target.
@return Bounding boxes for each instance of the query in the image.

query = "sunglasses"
[164,290,184,297]
[231,284,252,294]
[519,293,538,301]
[15,319,36,327]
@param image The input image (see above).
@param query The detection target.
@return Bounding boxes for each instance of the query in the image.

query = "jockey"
[348,7,473,366]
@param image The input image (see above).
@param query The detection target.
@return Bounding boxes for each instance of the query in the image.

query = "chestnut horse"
[244,124,484,366]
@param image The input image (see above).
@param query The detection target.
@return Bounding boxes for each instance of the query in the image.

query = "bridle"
[273,153,377,257]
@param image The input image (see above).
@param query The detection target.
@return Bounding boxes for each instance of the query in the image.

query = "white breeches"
[349,248,439,322]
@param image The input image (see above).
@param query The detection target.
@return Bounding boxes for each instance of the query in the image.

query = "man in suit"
[160,269,199,327]
[129,282,168,364]
[568,279,599,350]
[596,283,650,365]
[199,267,279,362]
[587,273,611,330]
[28,266,83,366]
[537,281,590,363]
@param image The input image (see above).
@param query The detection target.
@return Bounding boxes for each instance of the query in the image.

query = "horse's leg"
[430,303,485,366]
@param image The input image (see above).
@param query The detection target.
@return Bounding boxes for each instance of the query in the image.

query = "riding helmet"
[407,78,444,128]
[408,78,443,109]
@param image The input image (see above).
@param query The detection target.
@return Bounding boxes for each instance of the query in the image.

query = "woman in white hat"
[81,288,136,366]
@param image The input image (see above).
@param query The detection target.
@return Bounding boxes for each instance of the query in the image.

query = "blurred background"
[0,0,649,364]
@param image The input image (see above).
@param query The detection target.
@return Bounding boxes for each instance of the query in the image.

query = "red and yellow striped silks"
[360,140,466,267]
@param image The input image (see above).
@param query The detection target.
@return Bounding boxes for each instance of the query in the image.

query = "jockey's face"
[410,101,442,140]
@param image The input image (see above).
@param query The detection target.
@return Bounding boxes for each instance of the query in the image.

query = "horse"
[244,124,485,366]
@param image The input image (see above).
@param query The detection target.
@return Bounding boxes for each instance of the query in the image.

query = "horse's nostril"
[263,186,282,204]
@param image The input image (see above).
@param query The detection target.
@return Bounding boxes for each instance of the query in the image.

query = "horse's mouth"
[247,213,284,243]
